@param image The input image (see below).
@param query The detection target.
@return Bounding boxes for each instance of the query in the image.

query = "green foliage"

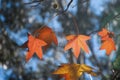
[113,47,120,70]
[100,5,120,27]
[113,56,120,70]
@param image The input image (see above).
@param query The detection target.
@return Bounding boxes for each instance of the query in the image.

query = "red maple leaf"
[98,28,116,55]
[100,38,116,55]
[34,26,58,50]
[98,28,114,40]
[25,33,47,62]
[22,26,58,50]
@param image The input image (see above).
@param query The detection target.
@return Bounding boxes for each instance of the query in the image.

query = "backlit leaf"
[64,35,90,58]
[98,28,116,55]
[24,33,47,62]
[53,63,97,80]
[98,28,114,40]
[100,38,116,55]
[98,28,109,40]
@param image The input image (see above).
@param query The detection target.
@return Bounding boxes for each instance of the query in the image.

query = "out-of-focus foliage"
[1,0,120,80]
[100,1,120,27]
[113,47,120,70]
[112,46,120,80]
[1,0,28,30]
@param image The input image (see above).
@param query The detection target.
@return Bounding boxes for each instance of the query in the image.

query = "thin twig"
[103,12,120,27]
[64,0,73,12]
[87,30,100,36]
[112,70,120,80]
[88,42,105,78]
[24,0,44,7]
[24,0,40,5]
[31,3,41,8]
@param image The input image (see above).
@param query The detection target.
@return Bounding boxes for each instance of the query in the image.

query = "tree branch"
[64,0,73,12]
[88,42,105,78]
[103,12,120,27]
[24,0,44,7]
[87,30,100,36]
[24,0,40,5]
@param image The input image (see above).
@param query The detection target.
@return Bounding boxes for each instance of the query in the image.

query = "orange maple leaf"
[100,38,116,55]
[64,35,90,58]
[34,26,58,50]
[98,28,116,55]
[25,33,47,62]
[52,63,97,80]
[98,28,114,40]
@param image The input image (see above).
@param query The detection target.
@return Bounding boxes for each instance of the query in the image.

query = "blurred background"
[0,0,120,80]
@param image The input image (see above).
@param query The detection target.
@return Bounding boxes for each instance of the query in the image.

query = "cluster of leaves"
[22,26,58,62]
[1,0,120,80]
[22,24,116,79]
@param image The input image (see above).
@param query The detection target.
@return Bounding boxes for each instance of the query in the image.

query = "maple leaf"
[25,33,47,62]
[64,35,90,58]
[98,28,116,55]
[52,63,97,80]
[98,28,114,40]
[34,26,58,50]
[100,38,116,55]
